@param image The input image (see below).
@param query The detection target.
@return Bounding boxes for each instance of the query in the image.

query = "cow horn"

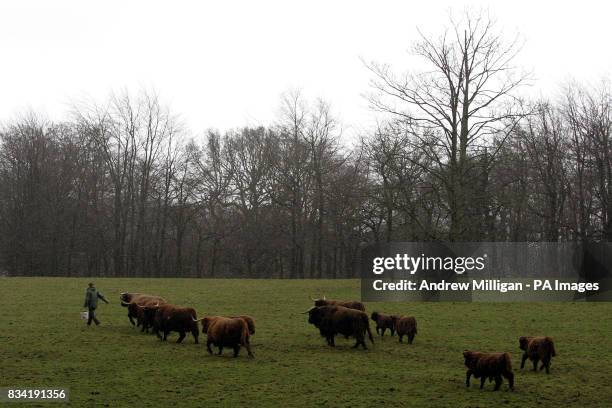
[121,300,131,306]
[323,295,326,300]
[302,306,316,314]
[192,317,205,322]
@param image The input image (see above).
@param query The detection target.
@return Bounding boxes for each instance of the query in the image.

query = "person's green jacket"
[84,287,108,309]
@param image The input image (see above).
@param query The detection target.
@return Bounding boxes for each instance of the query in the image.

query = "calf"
[394,316,417,344]
[519,336,556,374]
[370,311,396,337]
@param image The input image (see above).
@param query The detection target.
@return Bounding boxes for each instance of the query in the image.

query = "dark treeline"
[1,13,611,277]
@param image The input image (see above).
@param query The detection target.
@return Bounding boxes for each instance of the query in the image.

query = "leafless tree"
[366,11,530,240]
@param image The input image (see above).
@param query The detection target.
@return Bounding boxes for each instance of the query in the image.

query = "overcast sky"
[1,0,610,141]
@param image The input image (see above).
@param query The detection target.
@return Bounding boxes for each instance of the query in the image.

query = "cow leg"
[542,358,550,374]
[244,342,254,358]
[163,330,169,341]
[532,358,539,371]
[493,376,502,391]
[381,328,386,337]
[192,330,199,344]
[398,334,403,343]
[408,334,414,344]
[520,353,528,369]
[505,371,514,390]
[391,328,395,336]
[177,332,186,343]
[206,340,213,355]
[480,376,486,390]
[217,346,223,355]
[128,315,136,326]
[466,370,472,387]
[233,346,240,357]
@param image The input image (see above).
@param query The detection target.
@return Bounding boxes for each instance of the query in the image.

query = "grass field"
[1,278,611,407]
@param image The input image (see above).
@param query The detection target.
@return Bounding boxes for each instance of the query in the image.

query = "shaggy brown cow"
[394,316,417,344]
[305,305,374,349]
[311,295,366,312]
[198,316,254,358]
[370,311,396,337]
[153,304,199,344]
[120,293,166,327]
[519,336,556,374]
[463,351,514,391]
[231,315,255,335]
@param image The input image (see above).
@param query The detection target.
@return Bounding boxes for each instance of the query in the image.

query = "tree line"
[1,13,610,277]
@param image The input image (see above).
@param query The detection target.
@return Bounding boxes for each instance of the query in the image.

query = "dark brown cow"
[519,336,556,374]
[120,293,166,327]
[394,315,417,344]
[198,316,254,358]
[370,311,396,337]
[311,295,366,312]
[464,351,514,391]
[136,301,164,333]
[305,305,374,349]
[153,304,199,344]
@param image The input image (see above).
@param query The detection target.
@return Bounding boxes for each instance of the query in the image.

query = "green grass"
[1,278,611,407]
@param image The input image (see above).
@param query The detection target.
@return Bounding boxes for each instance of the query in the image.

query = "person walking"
[83,282,109,326]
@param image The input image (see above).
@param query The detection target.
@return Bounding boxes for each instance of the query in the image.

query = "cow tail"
[503,352,513,372]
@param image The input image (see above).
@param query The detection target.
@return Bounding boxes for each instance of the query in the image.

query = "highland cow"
[394,316,417,344]
[519,336,556,374]
[120,292,166,326]
[153,304,200,344]
[310,295,366,312]
[463,351,514,391]
[370,311,396,337]
[198,316,254,358]
[305,305,374,349]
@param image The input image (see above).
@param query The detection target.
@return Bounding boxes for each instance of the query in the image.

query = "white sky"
[0,0,610,142]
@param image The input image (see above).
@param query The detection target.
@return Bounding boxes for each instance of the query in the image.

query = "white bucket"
[80,311,89,320]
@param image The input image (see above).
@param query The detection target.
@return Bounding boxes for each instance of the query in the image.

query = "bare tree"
[367,10,530,240]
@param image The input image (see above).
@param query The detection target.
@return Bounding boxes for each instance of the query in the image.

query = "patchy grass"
[1,278,610,407]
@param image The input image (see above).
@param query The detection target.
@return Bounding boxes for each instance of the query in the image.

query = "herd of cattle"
[120,292,254,357]
[119,292,556,391]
